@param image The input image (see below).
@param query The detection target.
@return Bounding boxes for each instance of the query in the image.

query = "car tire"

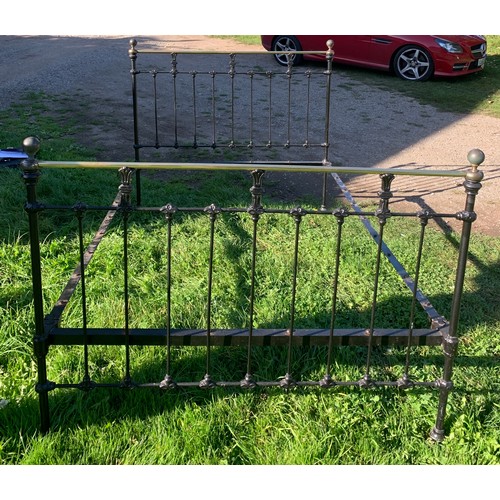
[393,45,434,81]
[271,35,304,66]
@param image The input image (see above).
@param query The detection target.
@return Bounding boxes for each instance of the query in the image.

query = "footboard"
[20,137,484,441]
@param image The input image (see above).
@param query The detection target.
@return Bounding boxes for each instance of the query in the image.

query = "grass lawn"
[0,42,499,468]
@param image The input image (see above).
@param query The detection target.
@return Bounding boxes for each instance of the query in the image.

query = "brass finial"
[466,148,485,182]
[129,39,138,58]
[23,136,40,158]
[326,39,334,59]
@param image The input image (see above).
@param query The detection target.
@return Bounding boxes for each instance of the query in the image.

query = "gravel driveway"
[2,35,499,235]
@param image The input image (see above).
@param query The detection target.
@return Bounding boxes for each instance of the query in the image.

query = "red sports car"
[261,35,487,81]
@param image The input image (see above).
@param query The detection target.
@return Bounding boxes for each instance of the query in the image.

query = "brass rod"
[37,161,468,178]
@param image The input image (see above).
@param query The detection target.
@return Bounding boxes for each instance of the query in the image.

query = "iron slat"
[46,327,444,347]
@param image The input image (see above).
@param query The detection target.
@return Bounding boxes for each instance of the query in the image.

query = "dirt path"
[2,34,499,236]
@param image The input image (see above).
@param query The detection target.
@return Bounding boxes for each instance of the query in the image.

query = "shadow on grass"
[0,343,497,439]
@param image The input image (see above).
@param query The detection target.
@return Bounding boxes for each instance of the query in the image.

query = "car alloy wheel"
[393,45,434,81]
[271,35,304,66]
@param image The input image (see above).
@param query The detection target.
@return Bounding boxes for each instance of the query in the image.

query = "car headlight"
[435,38,463,54]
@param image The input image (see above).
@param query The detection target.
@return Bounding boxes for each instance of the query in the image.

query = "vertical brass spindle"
[304,70,311,148]
[362,173,394,387]
[191,70,198,148]
[281,207,307,389]
[152,69,159,148]
[400,211,429,387]
[119,167,134,387]
[229,53,236,148]
[320,208,347,388]
[248,70,254,149]
[266,71,272,148]
[363,222,385,384]
[285,55,292,149]
[171,53,179,148]
[210,70,216,148]
[200,204,220,389]
[160,204,178,390]
[241,170,265,389]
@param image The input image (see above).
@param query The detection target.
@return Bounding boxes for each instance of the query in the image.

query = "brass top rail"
[36,161,470,178]
[133,49,328,56]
